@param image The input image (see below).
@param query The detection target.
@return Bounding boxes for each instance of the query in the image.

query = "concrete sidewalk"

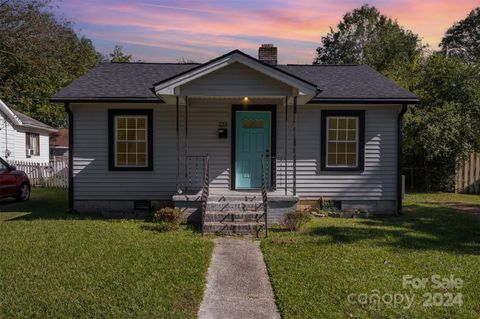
[198,238,281,319]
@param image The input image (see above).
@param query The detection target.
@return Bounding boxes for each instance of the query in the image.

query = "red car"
[0,157,30,201]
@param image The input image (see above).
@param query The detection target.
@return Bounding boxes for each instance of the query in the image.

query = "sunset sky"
[54,0,478,64]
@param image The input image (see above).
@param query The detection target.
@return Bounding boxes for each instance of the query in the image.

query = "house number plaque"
[218,121,227,138]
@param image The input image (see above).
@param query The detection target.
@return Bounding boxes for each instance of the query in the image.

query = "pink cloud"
[378,0,478,47]
[57,0,479,63]
[66,1,328,43]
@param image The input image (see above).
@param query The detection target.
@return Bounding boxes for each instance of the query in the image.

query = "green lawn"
[405,192,480,205]
[2,190,479,318]
[0,188,213,319]
[262,193,480,319]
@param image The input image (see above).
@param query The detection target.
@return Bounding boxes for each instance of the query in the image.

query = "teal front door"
[235,111,271,189]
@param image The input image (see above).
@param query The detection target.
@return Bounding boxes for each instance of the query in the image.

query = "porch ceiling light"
[243,96,249,103]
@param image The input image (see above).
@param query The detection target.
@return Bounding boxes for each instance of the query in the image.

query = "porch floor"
[174,189,296,201]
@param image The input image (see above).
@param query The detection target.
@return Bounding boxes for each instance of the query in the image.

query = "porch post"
[293,96,297,196]
[184,96,189,192]
[284,96,288,196]
[176,96,179,192]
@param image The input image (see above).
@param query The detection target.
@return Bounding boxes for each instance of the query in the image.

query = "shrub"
[284,211,312,231]
[320,199,340,212]
[153,207,183,230]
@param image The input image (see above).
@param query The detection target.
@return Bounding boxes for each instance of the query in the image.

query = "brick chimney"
[258,44,277,65]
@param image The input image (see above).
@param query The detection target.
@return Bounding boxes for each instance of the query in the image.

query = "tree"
[403,54,480,190]
[440,7,480,63]
[0,0,99,127]
[313,4,480,191]
[109,45,133,63]
[314,4,422,82]
[176,57,198,64]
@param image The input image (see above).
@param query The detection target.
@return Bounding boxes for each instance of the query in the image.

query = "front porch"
[151,51,318,233]
[170,98,301,233]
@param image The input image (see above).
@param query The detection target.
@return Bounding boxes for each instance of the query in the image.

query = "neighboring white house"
[0,99,56,162]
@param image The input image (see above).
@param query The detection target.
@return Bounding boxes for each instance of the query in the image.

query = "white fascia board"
[154,57,232,95]
[22,124,57,133]
[0,99,56,132]
[0,99,22,126]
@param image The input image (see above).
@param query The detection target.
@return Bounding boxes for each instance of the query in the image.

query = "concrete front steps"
[203,220,266,235]
[204,211,264,222]
[173,192,299,232]
[206,200,263,213]
[203,199,267,235]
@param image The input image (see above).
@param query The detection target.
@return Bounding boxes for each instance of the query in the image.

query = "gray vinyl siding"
[293,104,400,201]
[185,99,230,192]
[71,103,177,200]
[71,101,399,203]
[179,62,294,97]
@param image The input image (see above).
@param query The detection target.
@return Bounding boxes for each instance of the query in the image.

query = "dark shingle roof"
[10,109,55,130]
[278,64,418,101]
[53,63,198,101]
[52,61,418,102]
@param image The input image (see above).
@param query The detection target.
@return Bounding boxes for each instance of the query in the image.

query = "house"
[50,128,69,159]
[0,99,56,163]
[51,45,419,231]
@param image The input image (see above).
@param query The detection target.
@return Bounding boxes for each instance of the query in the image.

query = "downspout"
[293,96,297,196]
[184,96,189,193]
[176,96,180,193]
[64,103,74,213]
[284,96,288,196]
[397,104,408,215]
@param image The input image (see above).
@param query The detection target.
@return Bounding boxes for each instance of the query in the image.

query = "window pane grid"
[326,117,358,167]
[115,116,148,167]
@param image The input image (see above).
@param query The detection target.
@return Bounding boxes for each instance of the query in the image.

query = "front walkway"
[198,238,280,319]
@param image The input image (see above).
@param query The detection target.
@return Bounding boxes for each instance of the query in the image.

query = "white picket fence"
[8,157,68,188]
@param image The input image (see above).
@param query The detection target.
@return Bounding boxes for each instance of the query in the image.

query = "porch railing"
[270,156,276,191]
[201,155,210,235]
[261,155,268,237]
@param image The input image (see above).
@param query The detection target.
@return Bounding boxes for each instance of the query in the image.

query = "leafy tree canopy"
[403,54,480,190]
[176,57,198,64]
[314,4,423,80]
[405,54,480,160]
[109,45,133,63]
[314,4,480,191]
[440,7,480,63]
[0,0,99,127]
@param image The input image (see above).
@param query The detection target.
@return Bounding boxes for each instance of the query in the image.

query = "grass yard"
[262,193,480,319]
[0,188,213,319]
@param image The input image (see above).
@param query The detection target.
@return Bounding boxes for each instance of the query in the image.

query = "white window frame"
[114,115,148,168]
[26,132,40,156]
[325,116,359,168]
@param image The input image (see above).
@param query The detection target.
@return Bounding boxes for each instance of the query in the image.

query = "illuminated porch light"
[243,96,249,103]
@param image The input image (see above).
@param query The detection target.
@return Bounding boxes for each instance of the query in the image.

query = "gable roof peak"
[152,49,318,96]
[0,99,56,132]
